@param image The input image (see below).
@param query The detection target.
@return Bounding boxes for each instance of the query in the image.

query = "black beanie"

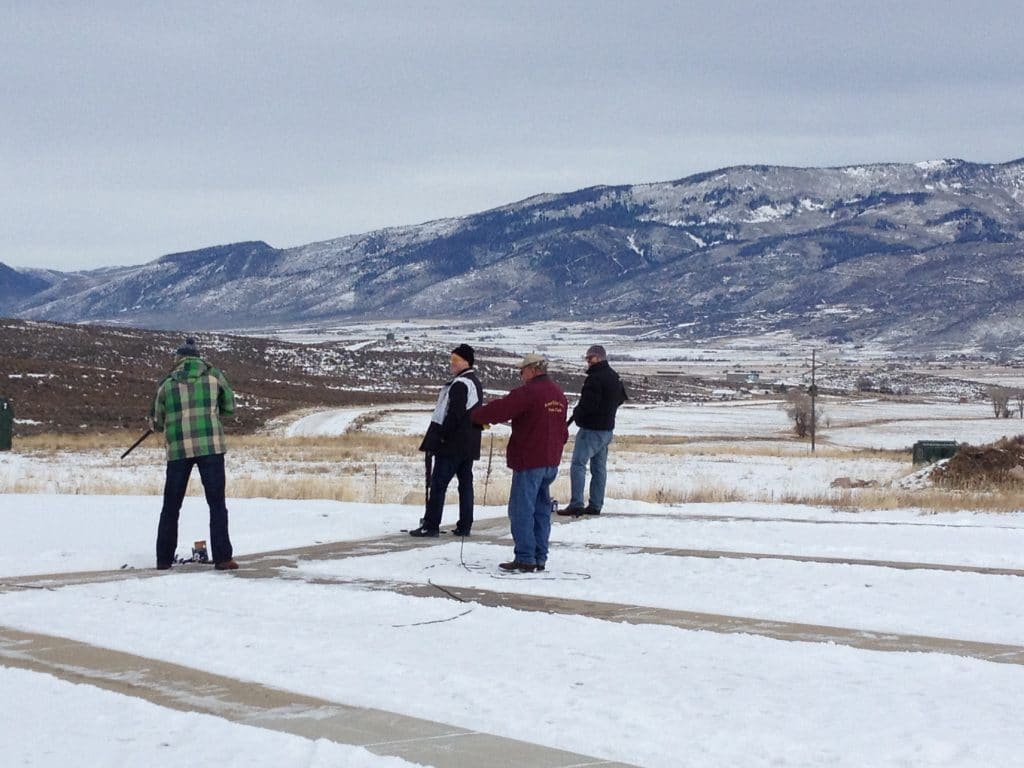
[176,337,200,357]
[451,343,475,367]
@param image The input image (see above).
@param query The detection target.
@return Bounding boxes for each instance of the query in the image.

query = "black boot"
[499,561,537,572]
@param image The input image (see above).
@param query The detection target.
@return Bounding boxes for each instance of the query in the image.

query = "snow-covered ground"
[258,321,1024,396]
[4,395,1022,509]
[268,398,1024,503]
[283,397,1021,447]
[0,494,422,577]
[4,350,1024,766]
[260,322,888,374]
[1,491,1023,767]
[1,665,416,768]
[282,402,431,438]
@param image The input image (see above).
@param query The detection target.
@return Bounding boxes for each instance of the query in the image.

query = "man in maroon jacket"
[472,353,568,572]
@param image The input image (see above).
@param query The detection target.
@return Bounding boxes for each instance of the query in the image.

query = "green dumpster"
[0,398,12,451]
[912,440,958,465]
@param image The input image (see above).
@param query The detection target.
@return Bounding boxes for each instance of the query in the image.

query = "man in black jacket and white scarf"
[410,344,484,537]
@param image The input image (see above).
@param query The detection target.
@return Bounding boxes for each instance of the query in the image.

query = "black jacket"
[419,369,484,459]
[571,360,627,430]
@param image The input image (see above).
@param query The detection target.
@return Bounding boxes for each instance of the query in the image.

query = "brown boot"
[214,559,239,570]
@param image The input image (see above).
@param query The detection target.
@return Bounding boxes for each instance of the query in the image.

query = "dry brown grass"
[12,431,428,462]
[233,475,391,502]
[2,429,515,503]
[6,429,1023,513]
[4,476,166,496]
[15,431,898,463]
[14,432,137,452]
[11,471,1020,513]
[233,433,426,464]
[622,480,1024,513]
[614,436,906,461]
[625,483,749,505]
[815,488,1024,513]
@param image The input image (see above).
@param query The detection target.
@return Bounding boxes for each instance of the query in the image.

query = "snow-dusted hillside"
[3,158,1024,352]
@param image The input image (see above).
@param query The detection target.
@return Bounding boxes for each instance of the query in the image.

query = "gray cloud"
[3,0,1022,270]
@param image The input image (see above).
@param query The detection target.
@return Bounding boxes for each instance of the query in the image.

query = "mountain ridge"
[4,157,1024,352]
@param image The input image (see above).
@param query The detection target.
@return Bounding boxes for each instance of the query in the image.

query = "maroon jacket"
[472,374,569,470]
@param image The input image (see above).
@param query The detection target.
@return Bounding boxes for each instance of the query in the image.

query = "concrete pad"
[0,625,634,767]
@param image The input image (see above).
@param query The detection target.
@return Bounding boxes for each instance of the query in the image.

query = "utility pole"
[809,349,818,453]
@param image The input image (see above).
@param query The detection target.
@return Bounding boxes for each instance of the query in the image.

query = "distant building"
[725,371,761,384]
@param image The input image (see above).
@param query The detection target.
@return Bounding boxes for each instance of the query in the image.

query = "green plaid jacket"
[150,357,235,461]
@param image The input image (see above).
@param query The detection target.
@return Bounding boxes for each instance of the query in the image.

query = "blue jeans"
[156,453,233,566]
[570,428,614,510]
[423,454,474,531]
[508,465,558,565]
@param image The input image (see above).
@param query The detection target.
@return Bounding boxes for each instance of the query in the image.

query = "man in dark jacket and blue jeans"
[560,344,627,516]
[472,353,568,572]
[410,344,484,537]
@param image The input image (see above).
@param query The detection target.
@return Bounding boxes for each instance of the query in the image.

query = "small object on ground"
[830,476,875,489]
[192,540,209,563]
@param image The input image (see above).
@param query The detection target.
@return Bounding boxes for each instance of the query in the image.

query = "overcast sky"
[3,1,1022,272]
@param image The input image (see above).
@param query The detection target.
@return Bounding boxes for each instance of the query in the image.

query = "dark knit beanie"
[176,337,200,357]
[451,343,475,367]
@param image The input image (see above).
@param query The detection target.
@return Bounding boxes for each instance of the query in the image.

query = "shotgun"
[120,428,154,459]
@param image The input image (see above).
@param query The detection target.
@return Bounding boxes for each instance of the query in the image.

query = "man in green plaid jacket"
[150,337,238,571]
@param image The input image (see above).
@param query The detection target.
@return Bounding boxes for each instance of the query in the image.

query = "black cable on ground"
[391,606,474,628]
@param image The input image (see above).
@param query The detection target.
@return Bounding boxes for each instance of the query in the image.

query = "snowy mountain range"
[3,157,1024,351]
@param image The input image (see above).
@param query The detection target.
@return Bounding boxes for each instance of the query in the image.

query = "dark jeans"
[156,453,233,566]
[422,454,475,531]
